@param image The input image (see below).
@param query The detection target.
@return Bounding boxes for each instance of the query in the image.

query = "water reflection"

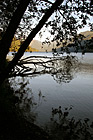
[51,56,79,84]
[9,56,79,123]
[12,55,79,84]
[45,106,93,140]
[9,77,46,123]
[9,54,93,128]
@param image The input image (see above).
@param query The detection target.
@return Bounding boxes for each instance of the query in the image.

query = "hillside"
[29,31,93,52]
[80,31,93,40]
[29,40,60,52]
[8,31,93,52]
[56,31,93,53]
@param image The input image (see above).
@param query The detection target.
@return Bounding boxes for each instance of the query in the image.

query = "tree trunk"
[0,0,63,86]
[0,0,30,71]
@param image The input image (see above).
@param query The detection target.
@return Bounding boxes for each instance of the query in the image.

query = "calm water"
[9,52,93,127]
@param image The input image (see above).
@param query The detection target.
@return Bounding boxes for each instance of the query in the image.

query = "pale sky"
[35,19,93,42]
[34,0,93,42]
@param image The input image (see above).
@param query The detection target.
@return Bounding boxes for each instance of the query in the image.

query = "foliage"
[0,0,50,37]
[58,31,93,54]
[0,79,50,140]
[40,0,93,46]
[0,1,93,139]
[45,106,93,140]
[0,0,93,87]
[0,0,92,41]
[0,0,20,32]
[10,37,38,52]
[9,77,46,123]
[9,55,79,83]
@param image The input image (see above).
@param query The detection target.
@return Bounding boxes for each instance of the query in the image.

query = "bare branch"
[41,0,53,4]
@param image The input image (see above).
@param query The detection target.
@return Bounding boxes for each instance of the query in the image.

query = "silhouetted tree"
[0,0,63,85]
[0,0,92,86]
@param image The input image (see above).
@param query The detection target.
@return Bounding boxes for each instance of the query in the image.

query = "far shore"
[6,55,13,61]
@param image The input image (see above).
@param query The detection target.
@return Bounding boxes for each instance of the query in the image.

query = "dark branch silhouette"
[9,55,79,84]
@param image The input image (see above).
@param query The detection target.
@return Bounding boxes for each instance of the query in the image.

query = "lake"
[9,52,93,127]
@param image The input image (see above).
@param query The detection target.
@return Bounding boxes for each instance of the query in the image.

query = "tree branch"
[0,0,64,86]
[41,0,53,4]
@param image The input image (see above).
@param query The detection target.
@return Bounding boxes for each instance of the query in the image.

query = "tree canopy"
[0,0,93,85]
[0,0,92,39]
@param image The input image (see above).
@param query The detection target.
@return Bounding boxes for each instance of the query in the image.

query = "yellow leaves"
[10,38,20,52]
[9,38,38,52]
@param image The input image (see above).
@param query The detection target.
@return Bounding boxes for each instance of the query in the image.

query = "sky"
[34,16,93,42]
[34,25,93,42]
[34,0,93,42]
[1,0,92,42]
[77,16,93,33]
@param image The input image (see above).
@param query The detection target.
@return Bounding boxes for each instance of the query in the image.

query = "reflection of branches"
[10,55,79,84]
[9,77,46,123]
[45,106,93,140]
[52,55,79,84]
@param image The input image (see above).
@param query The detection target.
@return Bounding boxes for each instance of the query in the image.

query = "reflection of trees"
[45,106,93,140]
[9,77,45,123]
[51,55,79,84]
[10,55,79,84]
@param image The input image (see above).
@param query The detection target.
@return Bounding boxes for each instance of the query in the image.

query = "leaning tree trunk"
[0,0,63,86]
[0,0,30,72]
